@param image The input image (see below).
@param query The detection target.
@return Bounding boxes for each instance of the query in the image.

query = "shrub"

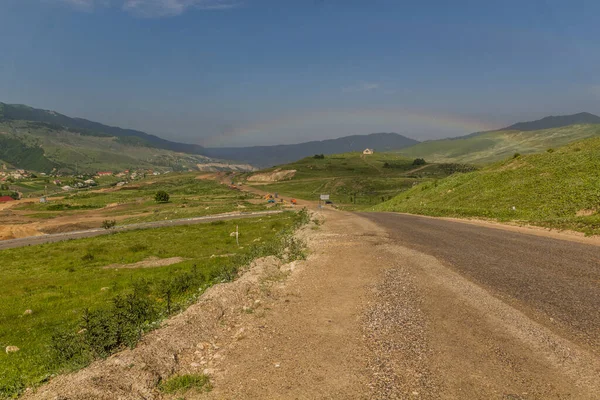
[513,153,521,159]
[412,158,426,166]
[313,154,325,159]
[102,220,116,230]
[155,190,170,203]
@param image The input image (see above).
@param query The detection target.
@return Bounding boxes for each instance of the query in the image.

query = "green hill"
[376,137,600,235]
[398,124,600,165]
[0,119,250,173]
[242,152,462,206]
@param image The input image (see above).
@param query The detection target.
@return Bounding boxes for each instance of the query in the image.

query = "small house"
[363,148,374,155]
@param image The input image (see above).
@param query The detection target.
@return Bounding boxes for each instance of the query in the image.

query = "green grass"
[14,173,267,225]
[242,152,450,207]
[397,124,600,165]
[158,374,211,394]
[0,119,221,173]
[376,137,600,235]
[0,212,301,398]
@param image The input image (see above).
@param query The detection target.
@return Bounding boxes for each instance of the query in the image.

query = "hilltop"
[204,132,419,167]
[376,137,600,234]
[239,151,462,206]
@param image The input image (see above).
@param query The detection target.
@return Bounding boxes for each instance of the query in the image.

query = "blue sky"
[1,0,600,146]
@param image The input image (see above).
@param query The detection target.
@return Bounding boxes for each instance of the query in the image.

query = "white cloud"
[56,0,240,17]
[342,82,381,93]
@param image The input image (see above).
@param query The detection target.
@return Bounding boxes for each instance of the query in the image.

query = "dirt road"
[25,210,600,399]
[0,211,284,250]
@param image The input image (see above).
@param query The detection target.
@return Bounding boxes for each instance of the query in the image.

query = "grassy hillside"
[0,120,242,173]
[398,124,600,165]
[242,152,460,206]
[376,137,600,235]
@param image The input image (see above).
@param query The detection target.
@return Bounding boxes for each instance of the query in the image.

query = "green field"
[242,152,457,207]
[14,173,268,226]
[376,137,600,235]
[0,211,305,398]
[398,124,600,165]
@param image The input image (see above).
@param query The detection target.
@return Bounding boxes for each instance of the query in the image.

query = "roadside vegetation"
[0,211,308,398]
[241,152,462,207]
[376,137,600,235]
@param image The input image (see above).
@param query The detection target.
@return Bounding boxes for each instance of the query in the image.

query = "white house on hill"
[363,148,374,155]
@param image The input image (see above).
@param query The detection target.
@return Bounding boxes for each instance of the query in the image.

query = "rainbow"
[201,108,499,146]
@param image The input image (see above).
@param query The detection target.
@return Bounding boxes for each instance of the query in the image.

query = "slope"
[203,132,419,167]
[0,102,205,154]
[398,124,600,165]
[0,120,250,173]
[376,137,600,234]
[240,152,459,206]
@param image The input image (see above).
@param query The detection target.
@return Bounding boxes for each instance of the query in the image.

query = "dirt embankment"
[247,169,296,182]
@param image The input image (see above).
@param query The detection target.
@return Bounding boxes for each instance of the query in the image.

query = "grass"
[158,374,211,394]
[0,212,304,398]
[13,173,268,225]
[241,152,454,207]
[375,137,600,235]
[397,124,600,165]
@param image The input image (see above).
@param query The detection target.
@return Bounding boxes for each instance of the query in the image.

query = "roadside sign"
[320,194,330,200]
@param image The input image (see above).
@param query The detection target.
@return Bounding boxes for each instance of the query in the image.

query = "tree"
[155,190,170,203]
[313,154,325,159]
[412,158,426,166]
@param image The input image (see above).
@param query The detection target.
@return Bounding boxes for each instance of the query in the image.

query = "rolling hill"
[398,117,600,165]
[203,132,419,167]
[0,102,420,171]
[240,151,459,206]
[376,137,600,235]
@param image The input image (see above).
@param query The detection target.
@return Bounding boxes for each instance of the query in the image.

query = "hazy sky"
[1,0,600,147]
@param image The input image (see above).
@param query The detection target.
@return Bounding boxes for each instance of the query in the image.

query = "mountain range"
[1,101,600,171]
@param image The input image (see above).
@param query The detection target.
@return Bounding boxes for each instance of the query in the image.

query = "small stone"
[77,328,87,334]
[203,368,215,375]
[5,346,20,354]
[274,363,281,368]
[100,287,110,291]
[23,309,33,316]
[190,362,200,368]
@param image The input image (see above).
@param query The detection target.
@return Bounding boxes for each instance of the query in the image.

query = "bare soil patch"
[102,256,187,270]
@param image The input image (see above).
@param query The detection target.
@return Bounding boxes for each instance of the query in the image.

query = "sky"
[1,0,600,147]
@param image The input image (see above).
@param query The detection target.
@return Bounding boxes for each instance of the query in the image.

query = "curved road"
[360,212,600,352]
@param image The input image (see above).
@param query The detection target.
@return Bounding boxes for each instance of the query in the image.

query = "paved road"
[360,212,600,352]
[0,210,284,250]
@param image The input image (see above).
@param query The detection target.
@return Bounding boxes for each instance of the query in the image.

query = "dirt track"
[24,209,600,399]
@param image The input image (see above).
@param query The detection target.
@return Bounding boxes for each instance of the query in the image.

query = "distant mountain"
[501,112,600,132]
[0,102,205,154]
[203,133,419,167]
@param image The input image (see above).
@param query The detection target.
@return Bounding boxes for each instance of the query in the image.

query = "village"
[0,164,170,203]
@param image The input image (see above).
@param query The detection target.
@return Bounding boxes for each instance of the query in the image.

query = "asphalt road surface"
[360,212,600,353]
[0,210,283,250]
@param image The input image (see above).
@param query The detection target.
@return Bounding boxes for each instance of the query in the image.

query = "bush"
[102,220,116,230]
[313,154,325,159]
[513,153,521,159]
[155,190,170,203]
[412,158,426,166]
